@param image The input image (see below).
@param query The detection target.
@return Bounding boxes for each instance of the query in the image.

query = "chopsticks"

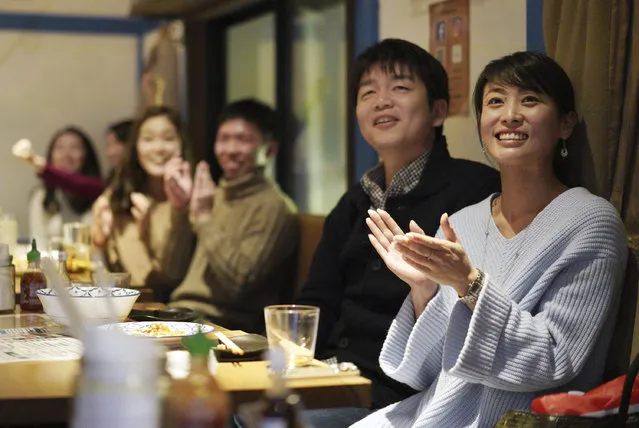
[214,331,244,355]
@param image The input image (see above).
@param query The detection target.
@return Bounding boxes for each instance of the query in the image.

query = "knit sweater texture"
[104,197,194,287]
[352,187,628,428]
[170,168,299,333]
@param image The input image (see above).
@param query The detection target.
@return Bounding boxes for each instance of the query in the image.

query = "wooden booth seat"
[296,214,326,293]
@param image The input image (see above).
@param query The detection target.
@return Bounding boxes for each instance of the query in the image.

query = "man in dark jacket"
[296,38,501,425]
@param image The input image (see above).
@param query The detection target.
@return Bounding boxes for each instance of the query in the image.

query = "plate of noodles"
[100,321,214,344]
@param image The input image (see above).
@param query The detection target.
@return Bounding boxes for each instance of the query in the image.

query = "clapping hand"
[164,155,192,209]
[189,161,215,222]
[366,209,439,296]
[392,213,478,295]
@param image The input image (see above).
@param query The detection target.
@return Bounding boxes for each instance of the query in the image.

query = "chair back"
[296,214,325,294]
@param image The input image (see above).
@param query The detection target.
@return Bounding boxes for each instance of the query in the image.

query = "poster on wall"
[429,0,469,116]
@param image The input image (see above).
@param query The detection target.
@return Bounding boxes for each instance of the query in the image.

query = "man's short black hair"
[351,38,450,108]
[107,119,133,144]
[218,99,277,143]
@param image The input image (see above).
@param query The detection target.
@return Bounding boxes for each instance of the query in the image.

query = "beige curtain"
[139,25,181,114]
[544,0,639,363]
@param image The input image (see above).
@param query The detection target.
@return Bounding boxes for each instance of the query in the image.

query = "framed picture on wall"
[429,0,469,116]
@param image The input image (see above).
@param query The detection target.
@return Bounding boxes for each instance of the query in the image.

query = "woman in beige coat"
[92,106,194,290]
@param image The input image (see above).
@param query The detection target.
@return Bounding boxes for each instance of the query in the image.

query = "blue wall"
[526,0,545,52]
[352,0,380,183]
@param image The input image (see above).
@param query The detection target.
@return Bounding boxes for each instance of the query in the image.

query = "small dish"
[100,321,214,347]
[213,333,268,362]
[166,350,218,379]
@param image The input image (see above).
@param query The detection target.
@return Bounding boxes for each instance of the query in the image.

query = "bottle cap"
[182,326,214,357]
[0,244,10,267]
[267,346,287,372]
[27,239,40,262]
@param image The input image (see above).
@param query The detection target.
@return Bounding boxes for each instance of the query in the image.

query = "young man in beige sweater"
[165,99,299,333]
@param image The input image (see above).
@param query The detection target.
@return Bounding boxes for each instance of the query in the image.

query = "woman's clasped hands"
[366,209,479,298]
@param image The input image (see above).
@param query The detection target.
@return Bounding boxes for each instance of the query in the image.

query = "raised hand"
[394,213,478,295]
[92,195,114,248]
[163,155,192,209]
[12,139,46,173]
[366,209,438,293]
[130,192,151,239]
[189,161,215,222]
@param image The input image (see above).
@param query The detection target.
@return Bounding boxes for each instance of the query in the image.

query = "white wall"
[0,0,138,237]
[379,0,527,164]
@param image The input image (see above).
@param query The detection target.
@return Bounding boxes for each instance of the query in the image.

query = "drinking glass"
[48,236,64,260]
[95,272,132,289]
[264,305,319,369]
[62,223,91,273]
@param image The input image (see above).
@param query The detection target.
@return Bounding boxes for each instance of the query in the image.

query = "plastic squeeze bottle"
[20,239,47,311]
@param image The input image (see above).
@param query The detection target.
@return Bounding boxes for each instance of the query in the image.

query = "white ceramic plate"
[100,321,214,339]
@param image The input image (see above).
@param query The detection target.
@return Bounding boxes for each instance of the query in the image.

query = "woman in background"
[14,119,132,199]
[357,52,628,427]
[28,127,102,247]
[104,119,132,186]
[92,106,194,289]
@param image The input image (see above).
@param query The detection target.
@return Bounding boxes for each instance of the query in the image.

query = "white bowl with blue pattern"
[37,286,140,326]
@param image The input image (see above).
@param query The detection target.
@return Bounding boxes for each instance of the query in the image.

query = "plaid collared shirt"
[360,149,431,210]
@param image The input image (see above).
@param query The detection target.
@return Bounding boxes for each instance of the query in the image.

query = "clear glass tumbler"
[264,304,320,369]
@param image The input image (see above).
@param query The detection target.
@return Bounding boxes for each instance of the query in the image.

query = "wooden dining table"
[0,307,371,425]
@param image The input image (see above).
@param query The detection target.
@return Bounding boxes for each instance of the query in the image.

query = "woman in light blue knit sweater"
[358,52,628,427]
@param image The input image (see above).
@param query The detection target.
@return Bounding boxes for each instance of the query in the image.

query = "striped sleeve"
[443,255,625,391]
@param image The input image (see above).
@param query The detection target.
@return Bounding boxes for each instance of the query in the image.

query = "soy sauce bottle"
[165,330,230,427]
[20,239,47,311]
[258,347,308,428]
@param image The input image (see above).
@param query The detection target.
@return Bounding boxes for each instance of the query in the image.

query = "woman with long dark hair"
[28,127,101,247]
[92,106,194,288]
[13,120,131,200]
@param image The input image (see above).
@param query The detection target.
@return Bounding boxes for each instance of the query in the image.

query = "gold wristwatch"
[459,269,485,306]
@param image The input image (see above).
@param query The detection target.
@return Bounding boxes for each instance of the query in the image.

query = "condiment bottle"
[165,330,230,427]
[0,243,15,314]
[73,328,164,428]
[257,347,308,428]
[19,239,47,312]
[0,213,18,257]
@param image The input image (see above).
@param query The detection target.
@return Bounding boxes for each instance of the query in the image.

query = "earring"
[481,141,487,155]
[560,139,568,158]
